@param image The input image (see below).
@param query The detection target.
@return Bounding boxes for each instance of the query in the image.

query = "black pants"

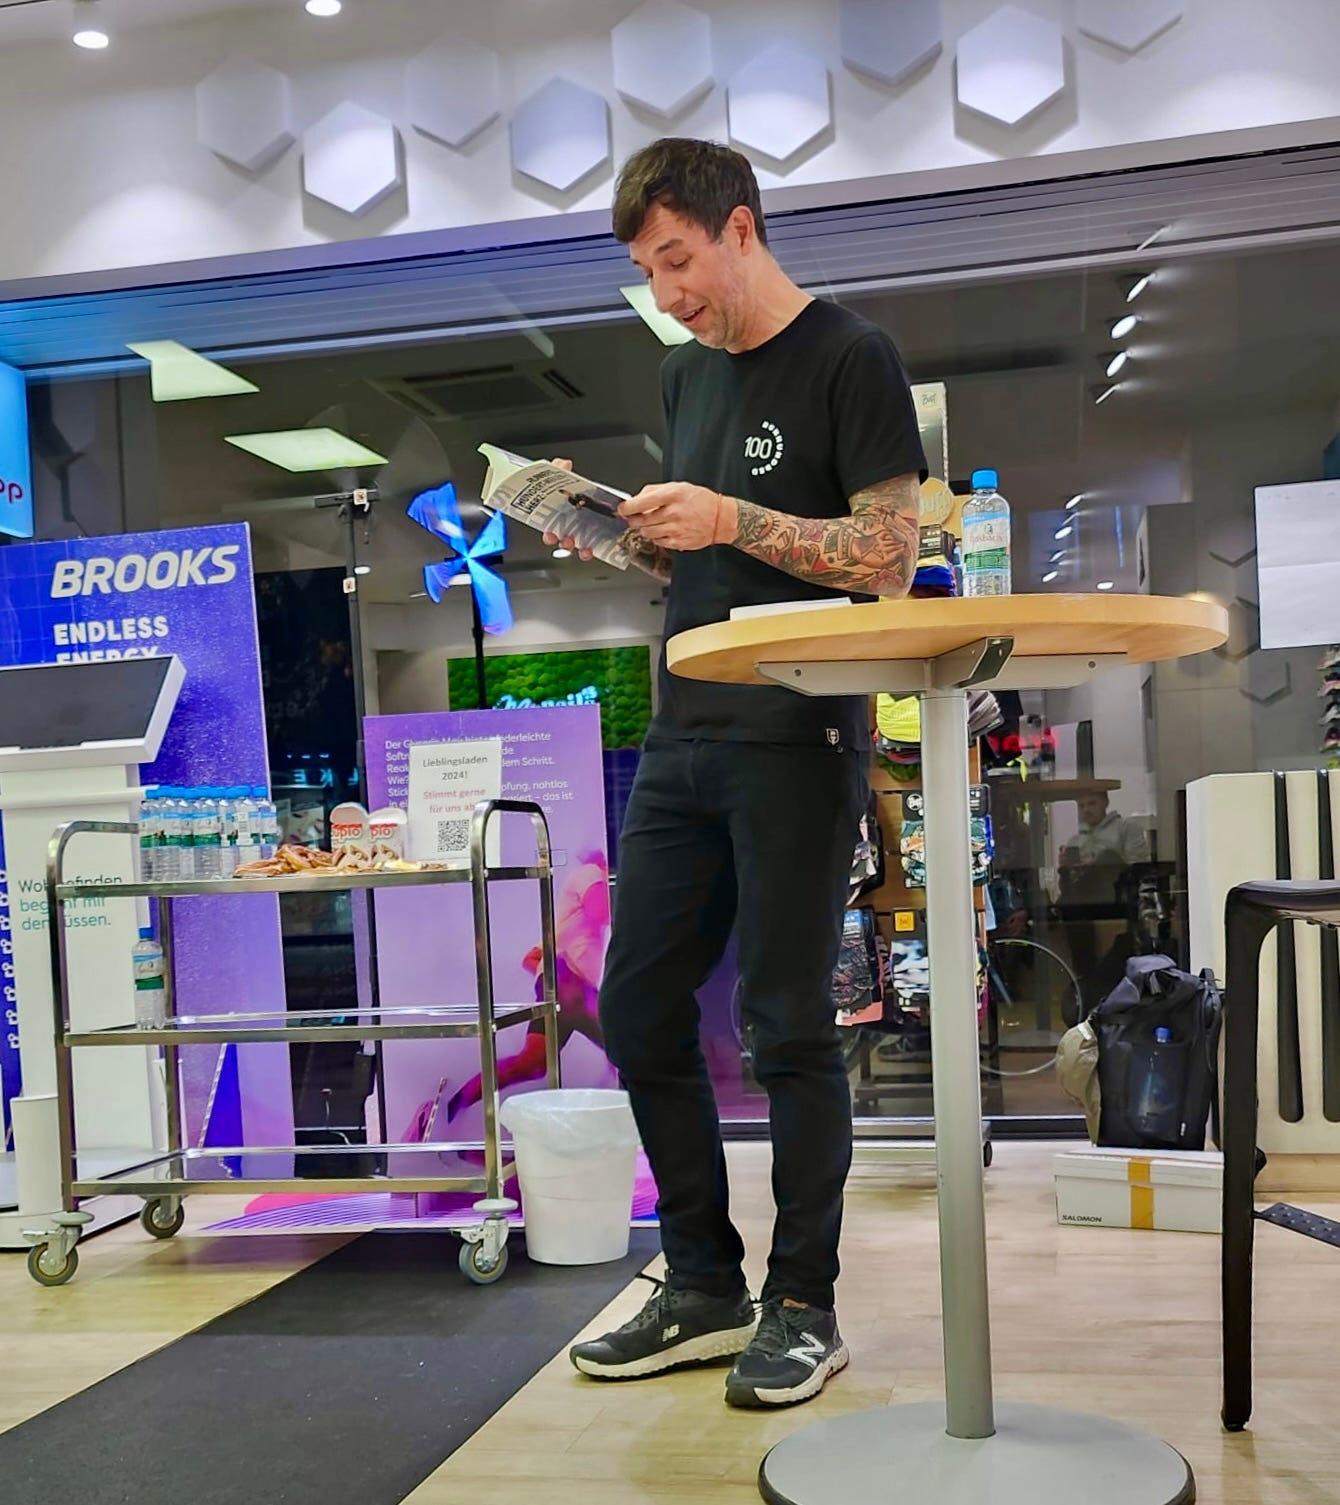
[599,736,865,1311]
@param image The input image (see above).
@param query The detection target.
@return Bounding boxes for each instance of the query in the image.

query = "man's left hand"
[620,483,738,551]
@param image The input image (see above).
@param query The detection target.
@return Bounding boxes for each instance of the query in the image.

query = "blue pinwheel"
[407,481,512,635]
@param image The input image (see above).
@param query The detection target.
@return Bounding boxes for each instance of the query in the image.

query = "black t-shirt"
[654,298,927,748]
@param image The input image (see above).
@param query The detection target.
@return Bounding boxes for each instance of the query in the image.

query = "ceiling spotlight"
[1054,525,1072,540]
[353,564,371,576]
[305,0,342,14]
[1110,314,1138,340]
[72,0,110,48]
[1064,494,1083,511]
[1126,274,1153,303]
[1106,350,1131,378]
[1049,549,1065,563]
[552,547,572,559]
[1096,580,1115,591]
[1094,383,1122,405]
[1042,570,1059,583]
[1136,225,1170,252]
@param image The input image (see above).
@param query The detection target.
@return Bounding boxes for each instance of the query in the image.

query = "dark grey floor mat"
[0,1230,660,1505]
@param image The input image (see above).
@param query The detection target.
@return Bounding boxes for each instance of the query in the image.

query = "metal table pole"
[921,685,994,1439]
[758,652,1195,1505]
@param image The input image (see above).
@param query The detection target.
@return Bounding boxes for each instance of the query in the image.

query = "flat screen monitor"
[0,656,184,768]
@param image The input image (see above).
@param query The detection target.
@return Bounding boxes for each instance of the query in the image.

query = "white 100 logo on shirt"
[744,420,785,477]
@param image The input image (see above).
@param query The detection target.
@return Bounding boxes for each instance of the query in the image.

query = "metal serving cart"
[26,799,559,1287]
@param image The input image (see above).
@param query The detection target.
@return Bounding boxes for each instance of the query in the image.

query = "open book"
[478,444,633,570]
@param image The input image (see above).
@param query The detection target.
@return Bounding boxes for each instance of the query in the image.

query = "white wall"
[1148,405,1337,849]
[2,0,1339,285]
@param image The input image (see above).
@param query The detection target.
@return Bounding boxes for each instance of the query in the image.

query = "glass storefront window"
[7,153,1339,1139]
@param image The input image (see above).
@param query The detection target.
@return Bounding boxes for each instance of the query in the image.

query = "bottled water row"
[138,787,280,882]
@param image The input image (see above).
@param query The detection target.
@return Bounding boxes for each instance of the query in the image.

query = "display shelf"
[64,1000,549,1047]
[53,863,548,901]
[71,1141,517,1199]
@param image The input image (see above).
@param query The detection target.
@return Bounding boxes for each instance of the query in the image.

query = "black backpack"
[1091,955,1223,1151]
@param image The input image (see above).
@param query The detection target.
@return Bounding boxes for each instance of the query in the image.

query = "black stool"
[1222,879,1340,1431]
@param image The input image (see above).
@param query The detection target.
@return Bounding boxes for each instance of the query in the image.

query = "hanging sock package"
[899,789,993,888]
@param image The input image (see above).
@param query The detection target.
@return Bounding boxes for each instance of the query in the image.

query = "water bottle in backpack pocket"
[1126,1026,1189,1146]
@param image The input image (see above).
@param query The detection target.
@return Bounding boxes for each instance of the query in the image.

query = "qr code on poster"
[437,818,470,851]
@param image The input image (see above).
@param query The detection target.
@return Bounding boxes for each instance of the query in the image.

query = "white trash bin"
[499,1088,640,1265]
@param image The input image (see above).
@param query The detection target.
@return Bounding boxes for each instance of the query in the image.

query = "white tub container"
[499,1088,640,1265]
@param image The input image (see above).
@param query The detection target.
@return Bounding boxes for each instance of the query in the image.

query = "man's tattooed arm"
[727,473,922,597]
[619,530,673,583]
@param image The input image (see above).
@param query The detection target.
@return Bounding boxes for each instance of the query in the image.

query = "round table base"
[758,1402,1194,1505]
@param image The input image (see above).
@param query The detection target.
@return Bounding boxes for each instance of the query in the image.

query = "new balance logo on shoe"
[784,1335,828,1370]
[660,1324,681,1342]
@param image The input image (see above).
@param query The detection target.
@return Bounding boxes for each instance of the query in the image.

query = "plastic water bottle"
[178,788,203,880]
[192,787,225,880]
[156,788,182,882]
[1133,1025,1177,1142]
[133,927,166,1029]
[961,468,1012,597]
[252,786,279,861]
[138,789,162,883]
[219,786,240,873]
[225,786,257,872]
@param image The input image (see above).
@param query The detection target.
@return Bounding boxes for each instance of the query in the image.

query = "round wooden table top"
[666,593,1230,686]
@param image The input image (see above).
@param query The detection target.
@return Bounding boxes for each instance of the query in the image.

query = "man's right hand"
[542,458,596,560]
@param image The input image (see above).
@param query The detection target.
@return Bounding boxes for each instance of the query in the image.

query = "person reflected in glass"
[1059,790,1150,1006]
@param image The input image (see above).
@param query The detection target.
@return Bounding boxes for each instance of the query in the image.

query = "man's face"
[628,202,754,351]
[1078,794,1108,828]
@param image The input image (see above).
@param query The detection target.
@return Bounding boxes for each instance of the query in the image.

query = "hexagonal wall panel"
[1077,0,1182,53]
[613,0,714,119]
[1206,519,1256,569]
[406,36,502,149]
[840,0,942,88]
[728,44,831,163]
[302,102,402,217]
[196,58,295,172]
[511,77,611,193]
[1244,651,1291,705]
[956,4,1065,127]
[1216,599,1259,663]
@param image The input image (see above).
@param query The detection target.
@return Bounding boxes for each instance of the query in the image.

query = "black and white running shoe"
[724,1300,849,1408]
[570,1274,757,1380]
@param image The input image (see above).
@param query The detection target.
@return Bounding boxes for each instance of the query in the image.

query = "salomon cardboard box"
[1054,1148,1223,1234]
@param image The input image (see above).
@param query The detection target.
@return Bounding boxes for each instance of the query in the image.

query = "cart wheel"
[141,1199,186,1240]
[27,1241,79,1287]
[983,1140,994,1168]
[459,1240,509,1285]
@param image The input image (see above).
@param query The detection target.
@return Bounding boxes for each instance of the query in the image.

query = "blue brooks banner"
[0,524,291,1156]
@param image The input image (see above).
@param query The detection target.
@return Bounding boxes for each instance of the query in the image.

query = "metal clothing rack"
[24,799,559,1287]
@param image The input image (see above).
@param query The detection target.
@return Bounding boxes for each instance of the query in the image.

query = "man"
[1059,790,1152,1005]
[560,138,925,1409]
[1060,791,1150,875]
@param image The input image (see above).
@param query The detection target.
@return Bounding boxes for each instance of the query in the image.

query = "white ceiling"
[0,0,286,48]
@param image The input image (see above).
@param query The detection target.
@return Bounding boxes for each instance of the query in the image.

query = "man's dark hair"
[611,137,768,248]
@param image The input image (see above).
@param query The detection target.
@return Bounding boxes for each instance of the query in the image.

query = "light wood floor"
[3,1146,1339,1504]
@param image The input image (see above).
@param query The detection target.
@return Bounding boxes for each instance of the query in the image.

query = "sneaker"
[724,1300,849,1408]
[570,1274,757,1380]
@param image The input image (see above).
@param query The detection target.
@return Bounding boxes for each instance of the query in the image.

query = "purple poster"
[363,705,617,1163]
[0,524,290,1154]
